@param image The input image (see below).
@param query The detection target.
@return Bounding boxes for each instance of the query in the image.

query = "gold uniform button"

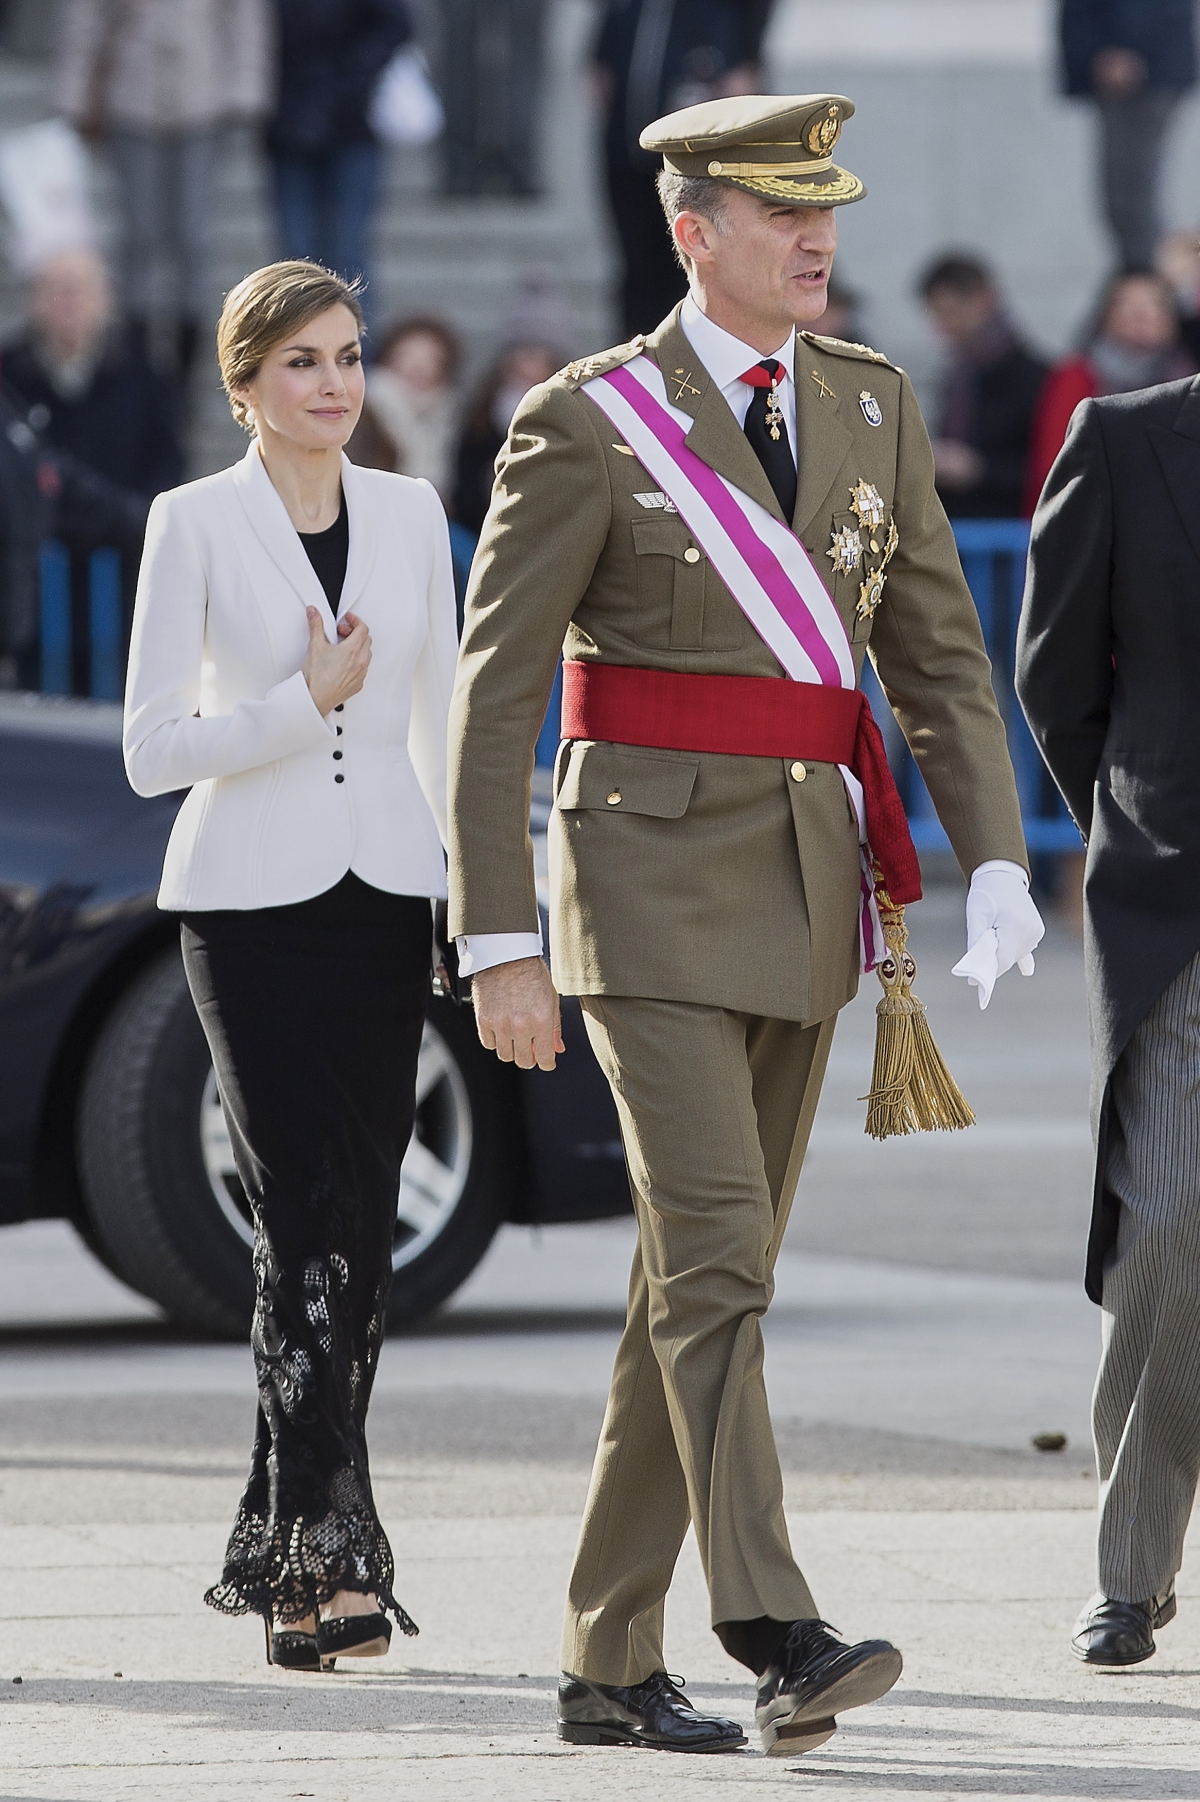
[790,761,807,782]
[683,547,701,564]
[606,790,622,805]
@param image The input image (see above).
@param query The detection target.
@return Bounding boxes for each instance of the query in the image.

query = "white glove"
[951,860,1045,1010]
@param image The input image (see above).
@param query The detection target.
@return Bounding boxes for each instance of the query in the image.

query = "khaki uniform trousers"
[562,995,837,1686]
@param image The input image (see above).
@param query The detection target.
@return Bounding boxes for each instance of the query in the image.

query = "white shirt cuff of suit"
[970,858,1029,885]
[455,929,544,976]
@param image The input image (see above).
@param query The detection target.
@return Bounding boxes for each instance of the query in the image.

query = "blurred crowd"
[1,0,1200,693]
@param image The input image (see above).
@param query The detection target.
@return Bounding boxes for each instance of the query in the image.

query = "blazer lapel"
[646,313,787,523]
[337,454,377,618]
[231,442,335,627]
[1149,379,1200,568]
[791,338,853,537]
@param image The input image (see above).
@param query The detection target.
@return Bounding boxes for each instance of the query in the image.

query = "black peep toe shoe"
[316,1611,392,1668]
[265,1619,321,1671]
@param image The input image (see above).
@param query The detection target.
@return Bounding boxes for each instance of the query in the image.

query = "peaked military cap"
[640,93,865,207]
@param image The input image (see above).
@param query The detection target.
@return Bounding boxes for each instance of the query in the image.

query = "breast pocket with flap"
[631,515,706,651]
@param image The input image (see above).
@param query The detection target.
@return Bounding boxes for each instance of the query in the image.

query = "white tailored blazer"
[123,442,458,911]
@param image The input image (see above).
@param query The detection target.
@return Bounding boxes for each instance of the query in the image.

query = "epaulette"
[557,334,648,390]
[800,331,895,368]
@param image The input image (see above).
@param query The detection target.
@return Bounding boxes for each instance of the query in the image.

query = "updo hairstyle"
[216,260,365,431]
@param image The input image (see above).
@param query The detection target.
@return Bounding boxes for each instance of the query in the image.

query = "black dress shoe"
[1071,1588,1176,1667]
[756,1619,902,1756]
[557,1670,747,1752]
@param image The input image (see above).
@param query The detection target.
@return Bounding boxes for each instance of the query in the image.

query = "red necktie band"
[739,360,784,389]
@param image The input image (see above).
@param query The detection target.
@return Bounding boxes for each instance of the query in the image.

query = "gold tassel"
[864,885,975,1141]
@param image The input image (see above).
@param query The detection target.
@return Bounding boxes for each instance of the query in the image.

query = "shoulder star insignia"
[827,524,863,576]
[849,479,887,532]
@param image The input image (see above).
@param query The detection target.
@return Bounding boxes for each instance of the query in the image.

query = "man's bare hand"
[472,957,565,1071]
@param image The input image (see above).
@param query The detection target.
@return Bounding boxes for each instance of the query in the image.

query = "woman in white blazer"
[124,261,458,1671]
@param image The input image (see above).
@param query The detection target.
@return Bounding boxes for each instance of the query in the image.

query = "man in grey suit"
[1018,374,1200,1666]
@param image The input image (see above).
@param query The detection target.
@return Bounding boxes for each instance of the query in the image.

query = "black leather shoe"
[1071,1588,1176,1667]
[557,1670,747,1752]
[756,1619,902,1756]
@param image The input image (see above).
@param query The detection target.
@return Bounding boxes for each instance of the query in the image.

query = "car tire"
[77,949,515,1337]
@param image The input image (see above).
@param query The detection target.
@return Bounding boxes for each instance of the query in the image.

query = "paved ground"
[2,893,1198,1801]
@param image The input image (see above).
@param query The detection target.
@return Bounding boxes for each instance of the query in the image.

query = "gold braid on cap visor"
[721,165,865,202]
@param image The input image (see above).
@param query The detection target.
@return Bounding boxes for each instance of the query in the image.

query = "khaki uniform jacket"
[448,306,1027,1025]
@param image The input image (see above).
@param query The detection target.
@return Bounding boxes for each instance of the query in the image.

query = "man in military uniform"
[447,94,1044,1755]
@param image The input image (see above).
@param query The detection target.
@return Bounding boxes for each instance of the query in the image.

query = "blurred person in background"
[439,0,547,196]
[920,253,1048,519]
[2,248,183,690]
[56,0,272,378]
[593,0,773,337]
[348,315,460,503]
[1157,229,1200,364]
[452,340,561,535]
[1025,270,1196,508]
[1059,0,1196,273]
[818,276,861,344]
[267,0,411,313]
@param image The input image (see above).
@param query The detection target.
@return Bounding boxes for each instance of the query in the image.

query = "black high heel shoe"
[316,1611,392,1668]
[264,1617,321,1671]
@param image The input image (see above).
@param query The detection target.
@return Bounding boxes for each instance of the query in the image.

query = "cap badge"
[806,102,842,156]
[859,390,883,428]
[827,525,863,577]
[849,479,886,531]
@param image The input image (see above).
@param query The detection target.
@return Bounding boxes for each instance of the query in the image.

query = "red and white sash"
[582,353,887,969]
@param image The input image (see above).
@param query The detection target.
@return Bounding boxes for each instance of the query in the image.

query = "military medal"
[859,390,883,427]
[765,370,785,441]
[849,478,886,532]
[857,567,887,622]
[827,524,863,576]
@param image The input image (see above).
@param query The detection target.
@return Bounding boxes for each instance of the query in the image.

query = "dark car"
[0,692,629,1333]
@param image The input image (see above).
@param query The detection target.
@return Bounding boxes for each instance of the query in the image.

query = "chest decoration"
[856,518,900,623]
[827,524,864,576]
[633,490,677,512]
[859,390,883,428]
[849,479,887,532]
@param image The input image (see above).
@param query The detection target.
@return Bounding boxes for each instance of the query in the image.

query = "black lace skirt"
[180,872,432,1633]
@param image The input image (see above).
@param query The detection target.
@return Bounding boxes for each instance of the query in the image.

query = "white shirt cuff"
[971,859,1029,887]
[455,929,544,976]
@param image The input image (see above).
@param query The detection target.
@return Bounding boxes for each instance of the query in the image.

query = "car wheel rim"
[199,1021,473,1271]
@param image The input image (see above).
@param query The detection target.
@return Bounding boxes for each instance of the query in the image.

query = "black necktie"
[740,358,797,522]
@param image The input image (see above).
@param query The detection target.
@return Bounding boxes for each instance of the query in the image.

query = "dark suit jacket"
[1017,377,1200,1299]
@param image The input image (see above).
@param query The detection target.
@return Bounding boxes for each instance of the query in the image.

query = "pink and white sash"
[582,354,886,969]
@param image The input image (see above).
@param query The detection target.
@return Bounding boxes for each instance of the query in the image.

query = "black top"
[267,0,412,155]
[1059,0,1196,97]
[937,344,1049,520]
[298,492,349,611]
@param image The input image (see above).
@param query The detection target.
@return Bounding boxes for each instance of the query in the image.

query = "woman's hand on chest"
[302,606,373,716]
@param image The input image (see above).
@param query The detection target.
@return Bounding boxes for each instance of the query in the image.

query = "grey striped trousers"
[1097,949,1200,1602]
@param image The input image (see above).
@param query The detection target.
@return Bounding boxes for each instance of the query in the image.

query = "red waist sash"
[560,659,922,906]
